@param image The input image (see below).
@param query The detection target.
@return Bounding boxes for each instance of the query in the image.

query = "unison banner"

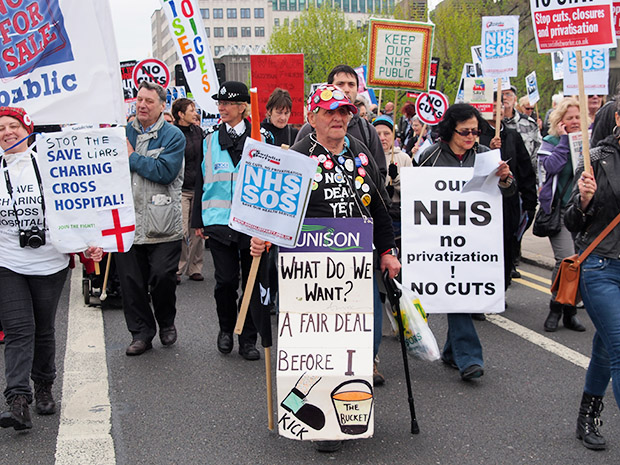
[160,0,219,115]
[35,128,135,253]
[0,0,125,125]
[277,218,374,441]
[400,167,504,314]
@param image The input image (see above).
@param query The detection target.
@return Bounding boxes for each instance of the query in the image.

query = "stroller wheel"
[83,279,91,305]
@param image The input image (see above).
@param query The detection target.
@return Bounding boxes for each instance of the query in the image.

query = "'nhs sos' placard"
[530,0,616,52]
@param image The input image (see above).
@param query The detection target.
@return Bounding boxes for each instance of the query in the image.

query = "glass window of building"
[214,46,224,56]
[214,27,224,37]
[359,0,365,12]
[213,8,223,18]
[228,27,237,37]
[293,18,299,26]
[201,8,209,19]
[279,0,287,10]
[284,18,289,26]
[299,0,306,9]
[241,8,251,18]
[289,0,297,10]
[254,8,265,18]
[204,27,210,38]
[241,27,251,37]
[227,8,237,19]
[274,18,280,26]
[255,27,265,37]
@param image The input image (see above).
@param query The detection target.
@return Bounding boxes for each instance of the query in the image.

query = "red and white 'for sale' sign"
[530,0,616,53]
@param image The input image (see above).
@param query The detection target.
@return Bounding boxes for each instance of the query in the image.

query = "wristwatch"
[381,247,399,257]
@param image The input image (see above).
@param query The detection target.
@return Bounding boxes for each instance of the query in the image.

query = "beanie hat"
[0,107,34,133]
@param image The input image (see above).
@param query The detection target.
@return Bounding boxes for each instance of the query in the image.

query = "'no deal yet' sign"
[530,0,616,53]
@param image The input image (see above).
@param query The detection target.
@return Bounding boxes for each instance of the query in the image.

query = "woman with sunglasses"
[418,103,514,381]
[538,97,586,333]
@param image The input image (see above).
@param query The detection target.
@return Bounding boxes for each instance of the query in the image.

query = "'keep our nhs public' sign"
[0,0,74,79]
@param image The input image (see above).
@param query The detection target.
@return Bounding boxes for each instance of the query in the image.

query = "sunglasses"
[454,129,482,137]
[523,106,534,111]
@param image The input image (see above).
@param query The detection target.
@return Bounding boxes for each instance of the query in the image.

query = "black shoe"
[125,339,152,356]
[239,342,260,361]
[461,364,484,381]
[373,363,385,386]
[0,395,32,430]
[314,440,342,452]
[217,331,233,354]
[441,355,458,370]
[563,306,586,332]
[34,381,56,415]
[176,275,181,285]
[576,392,606,450]
[510,268,521,279]
[544,301,563,332]
[159,325,177,346]
[189,273,204,281]
[471,313,486,321]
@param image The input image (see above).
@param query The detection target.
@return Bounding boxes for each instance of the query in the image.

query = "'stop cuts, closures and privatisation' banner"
[367,19,434,91]
[530,0,616,53]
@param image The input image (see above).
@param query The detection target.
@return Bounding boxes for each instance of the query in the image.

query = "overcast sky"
[109,0,161,62]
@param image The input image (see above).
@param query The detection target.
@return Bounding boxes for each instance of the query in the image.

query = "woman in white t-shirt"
[0,107,102,431]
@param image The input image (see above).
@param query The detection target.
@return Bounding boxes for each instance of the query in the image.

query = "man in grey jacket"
[119,81,186,356]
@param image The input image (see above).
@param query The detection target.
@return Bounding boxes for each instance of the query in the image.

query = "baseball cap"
[307,84,358,114]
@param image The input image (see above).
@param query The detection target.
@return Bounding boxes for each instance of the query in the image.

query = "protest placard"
[464,78,494,119]
[415,90,448,125]
[120,60,138,100]
[0,0,125,125]
[481,16,520,77]
[354,65,377,105]
[367,19,434,91]
[562,49,609,95]
[551,51,564,80]
[229,139,317,248]
[429,57,440,90]
[615,2,620,35]
[526,71,540,105]
[400,167,504,314]
[530,0,615,53]
[277,218,374,441]
[568,130,591,174]
[160,0,219,115]
[132,58,170,89]
[35,128,135,253]
[250,54,305,125]
[455,64,476,103]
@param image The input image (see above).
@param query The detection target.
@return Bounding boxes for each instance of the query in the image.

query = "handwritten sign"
[530,0,615,53]
[35,128,135,253]
[400,167,504,314]
[160,0,219,115]
[229,139,317,247]
[481,16,519,77]
[0,1,125,124]
[367,19,434,91]
[250,54,305,125]
[277,218,374,441]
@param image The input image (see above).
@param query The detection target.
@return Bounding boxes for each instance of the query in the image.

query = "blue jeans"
[0,267,68,403]
[580,254,620,408]
[442,314,483,372]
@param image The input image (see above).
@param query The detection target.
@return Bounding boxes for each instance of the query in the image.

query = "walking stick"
[99,253,112,301]
[383,272,419,434]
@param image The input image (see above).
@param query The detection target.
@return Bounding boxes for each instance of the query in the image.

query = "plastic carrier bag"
[385,280,440,362]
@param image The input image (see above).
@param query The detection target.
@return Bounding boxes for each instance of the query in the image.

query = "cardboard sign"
[367,19,434,91]
[481,16,520,77]
[415,90,448,125]
[455,64,477,103]
[401,167,504,313]
[429,57,440,90]
[121,60,138,100]
[562,49,609,95]
[551,51,564,80]
[277,218,374,441]
[160,0,219,115]
[132,58,170,89]
[229,139,317,247]
[250,54,305,125]
[525,71,540,105]
[35,128,135,253]
[464,78,495,118]
[615,1,620,35]
[530,0,616,53]
[0,0,125,125]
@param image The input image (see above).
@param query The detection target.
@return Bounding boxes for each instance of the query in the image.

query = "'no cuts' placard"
[36,128,135,253]
[277,218,374,441]
[400,167,504,314]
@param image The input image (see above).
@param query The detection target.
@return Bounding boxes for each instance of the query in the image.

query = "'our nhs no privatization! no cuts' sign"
[229,139,318,248]
[530,0,616,53]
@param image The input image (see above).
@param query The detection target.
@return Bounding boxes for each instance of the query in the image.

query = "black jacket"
[565,135,620,258]
[260,118,298,147]
[175,123,204,191]
[291,134,396,255]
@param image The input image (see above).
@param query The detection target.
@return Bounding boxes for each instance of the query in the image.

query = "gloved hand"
[388,163,398,179]
[386,184,395,198]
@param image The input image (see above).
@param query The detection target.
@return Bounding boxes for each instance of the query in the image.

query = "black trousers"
[116,240,182,342]
[208,237,257,345]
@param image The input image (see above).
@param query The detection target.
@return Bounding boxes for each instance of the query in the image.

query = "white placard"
[551,51,564,80]
[35,128,135,253]
[401,166,505,313]
[0,0,125,125]
[481,16,520,78]
[526,71,540,105]
[464,77,495,119]
[277,218,374,441]
[229,138,318,247]
[562,49,610,96]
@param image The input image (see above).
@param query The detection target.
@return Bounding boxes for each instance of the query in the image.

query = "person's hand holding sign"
[250,237,267,257]
[126,139,135,156]
[380,250,401,279]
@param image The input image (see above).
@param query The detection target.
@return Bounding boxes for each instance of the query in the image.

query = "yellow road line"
[513,277,551,295]
[517,269,552,285]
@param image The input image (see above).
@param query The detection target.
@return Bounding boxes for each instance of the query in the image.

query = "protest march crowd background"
[0,0,619,457]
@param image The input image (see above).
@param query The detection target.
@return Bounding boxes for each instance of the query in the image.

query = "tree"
[265,5,368,92]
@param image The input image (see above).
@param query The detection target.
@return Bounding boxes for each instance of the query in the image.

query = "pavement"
[520,227,555,271]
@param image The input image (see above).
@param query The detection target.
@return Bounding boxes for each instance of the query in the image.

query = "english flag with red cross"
[97,207,135,253]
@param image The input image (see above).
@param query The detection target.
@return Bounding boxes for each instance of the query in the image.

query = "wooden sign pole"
[495,77,502,139]
[575,50,591,174]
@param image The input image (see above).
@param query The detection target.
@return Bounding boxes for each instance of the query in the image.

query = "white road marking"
[55,270,115,465]
[486,314,590,369]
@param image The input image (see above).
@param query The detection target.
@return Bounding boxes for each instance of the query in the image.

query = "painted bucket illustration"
[330,379,374,435]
